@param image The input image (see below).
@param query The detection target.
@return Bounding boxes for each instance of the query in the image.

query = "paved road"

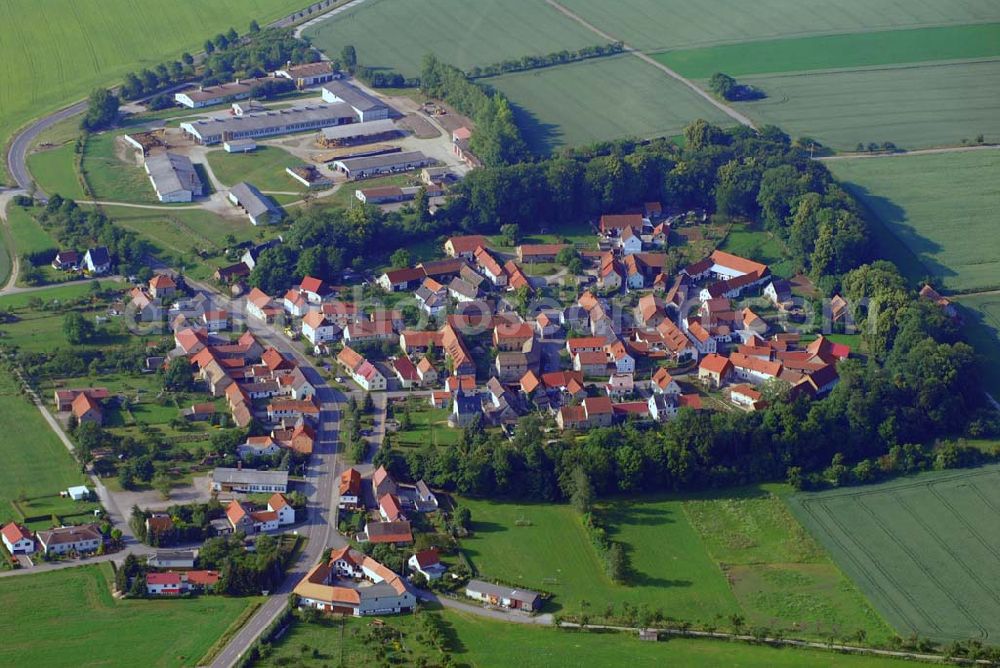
[292,0,371,38]
[545,0,756,129]
[170,278,349,668]
[6,101,88,194]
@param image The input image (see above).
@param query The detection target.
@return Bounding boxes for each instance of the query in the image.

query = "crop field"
[654,23,1000,78]
[787,465,1000,643]
[0,563,260,666]
[205,145,306,192]
[488,55,731,153]
[828,150,1000,293]
[0,372,87,525]
[557,0,1000,52]
[0,0,311,185]
[954,293,1000,399]
[736,59,1000,151]
[304,0,598,79]
[262,609,913,668]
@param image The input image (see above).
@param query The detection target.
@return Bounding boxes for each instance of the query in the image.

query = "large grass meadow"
[828,150,1000,293]
[0,371,87,525]
[0,563,260,666]
[262,609,914,668]
[0,0,310,185]
[488,55,730,153]
[654,23,1000,78]
[788,465,1000,643]
[459,488,890,640]
[304,0,599,79]
[558,0,1000,52]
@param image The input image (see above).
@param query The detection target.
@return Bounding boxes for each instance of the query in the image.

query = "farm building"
[223,139,257,153]
[211,467,288,493]
[174,78,277,108]
[180,104,356,145]
[294,546,415,616]
[465,580,541,611]
[332,151,434,180]
[228,182,283,226]
[321,80,390,122]
[143,152,204,202]
[286,165,332,189]
[273,60,340,88]
[356,183,443,204]
[319,118,399,146]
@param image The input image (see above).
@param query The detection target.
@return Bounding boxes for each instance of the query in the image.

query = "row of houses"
[2,522,103,556]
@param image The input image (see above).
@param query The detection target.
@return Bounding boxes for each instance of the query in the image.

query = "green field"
[558,0,1000,52]
[27,142,87,199]
[81,132,162,204]
[394,401,461,448]
[263,609,913,668]
[954,293,1000,400]
[718,224,796,278]
[735,59,1000,150]
[6,205,58,256]
[828,150,1000,293]
[0,563,260,666]
[788,465,1000,643]
[0,0,311,185]
[0,371,88,525]
[304,0,599,79]
[460,497,740,621]
[681,490,892,642]
[489,55,731,153]
[205,145,306,192]
[655,23,1000,78]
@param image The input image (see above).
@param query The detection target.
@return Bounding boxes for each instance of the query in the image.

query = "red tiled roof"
[709,250,769,276]
[1,522,31,545]
[583,396,613,415]
[340,468,362,496]
[699,353,733,375]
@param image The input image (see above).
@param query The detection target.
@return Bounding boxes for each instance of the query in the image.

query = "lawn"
[0,302,129,353]
[0,372,87,525]
[264,608,916,668]
[205,145,306,192]
[735,59,1000,151]
[0,281,101,309]
[6,204,58,255]
[394,400,461,448]
[0,563,261,666]
[828,150,1000,293]
[718,223,796,278]
[558,0,1000,52]
[682,488,892,642]
[80,131,162,204]
[488,55,731,154]
[26,142,86,199]
[304,0,599,79]
[459,498,740,622]
[654,23,1000,78]
[787,465,1000,643]
[0,0,312,185]
[954,293,1000,400]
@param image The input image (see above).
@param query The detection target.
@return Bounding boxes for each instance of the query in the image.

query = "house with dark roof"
[465,580,541,611]
[83,247,111,274]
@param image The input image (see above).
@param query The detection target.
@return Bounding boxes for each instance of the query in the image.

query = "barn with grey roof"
[228,182,284,226]
[144,152,204,202]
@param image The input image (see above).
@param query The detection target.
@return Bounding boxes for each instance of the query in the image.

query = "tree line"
[467,42,625,79]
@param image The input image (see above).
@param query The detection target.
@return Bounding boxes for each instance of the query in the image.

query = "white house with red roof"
[408,548,447,580]
[146,572,184,595]
[299,275,334,303]
[302,311,340,345]
[1,522,35,554]
[268,493,296,525]
[378,493,405,522]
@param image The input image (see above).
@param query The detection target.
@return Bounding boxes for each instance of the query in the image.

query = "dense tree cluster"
[199,533,290,595]
[709,72,765,101]
[467,42,624,79]
[420,55,529,166]
[34,196,152,276]
[81,88,119,131]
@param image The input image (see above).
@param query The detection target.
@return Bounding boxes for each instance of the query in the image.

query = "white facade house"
[268,493,296,525]
[37,525,102,555]
[301,311,339,345]
[211,468,288,493]
[1,523,35,554]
